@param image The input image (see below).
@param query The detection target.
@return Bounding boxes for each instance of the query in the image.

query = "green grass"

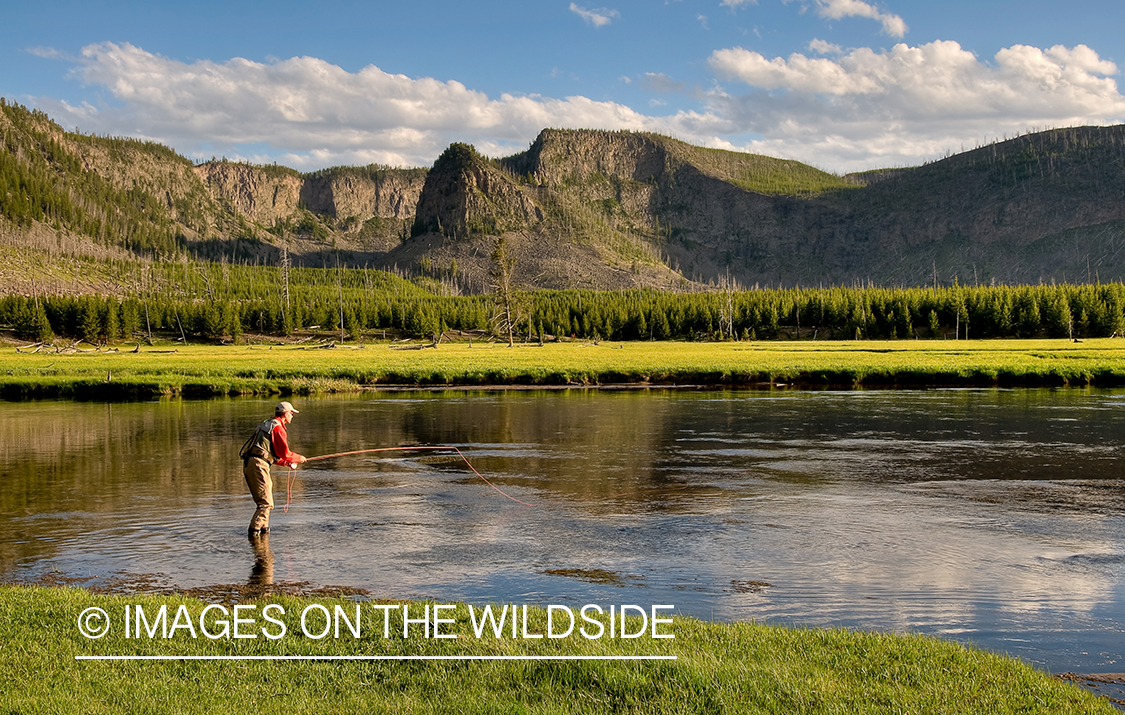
[663,138,859,196]
[2,338,1125,399]
[0,586,1113,714]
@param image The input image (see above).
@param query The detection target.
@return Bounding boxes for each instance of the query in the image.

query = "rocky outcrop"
[300,168,426,221]
[192,162,426,244]
[507,129,671,186]
[491,126,1125,286]
[411,143,542,239]
[192,163,302,226]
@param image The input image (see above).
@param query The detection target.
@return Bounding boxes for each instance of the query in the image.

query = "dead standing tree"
[718,272,738,339]
[490,235,519,347]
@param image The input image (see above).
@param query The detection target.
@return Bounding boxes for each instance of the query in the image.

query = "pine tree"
[104,301,122,342]
[33,301,54,343]
[80,299,101,343]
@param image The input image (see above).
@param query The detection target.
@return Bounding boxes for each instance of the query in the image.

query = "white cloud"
[711,40,1124,109]
[814,0,907,37]
[808,38,843,55]
[31,39,1125,176]
[721,0,757,8]
[711,47,880,95]
[707,40,1125,169]
[569,3,620,28]
[38,42,720,169]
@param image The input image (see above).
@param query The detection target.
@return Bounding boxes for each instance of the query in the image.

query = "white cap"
[276,401,299,414]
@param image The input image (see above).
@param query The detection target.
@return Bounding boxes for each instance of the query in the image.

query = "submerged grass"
[1,586,1114,714]
[1,338,1124,399]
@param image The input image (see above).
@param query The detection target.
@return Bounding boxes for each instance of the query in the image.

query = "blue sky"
[3,0,1124,172]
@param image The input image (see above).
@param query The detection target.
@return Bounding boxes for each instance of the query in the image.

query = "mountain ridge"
[2,98,1124,293]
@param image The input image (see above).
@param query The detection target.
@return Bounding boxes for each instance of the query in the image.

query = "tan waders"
[243,456,274,533]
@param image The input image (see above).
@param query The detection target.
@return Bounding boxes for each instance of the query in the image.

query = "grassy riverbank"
[0,586,1114,714]
[2,338,1125,399]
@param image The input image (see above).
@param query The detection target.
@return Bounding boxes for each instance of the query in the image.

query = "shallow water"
[2,388,1123,673]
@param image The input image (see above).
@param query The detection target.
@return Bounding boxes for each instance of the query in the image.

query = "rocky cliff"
[193,161,425,240]
[411,143,541,238]
[193,162,303,226]
[300,166,426,222]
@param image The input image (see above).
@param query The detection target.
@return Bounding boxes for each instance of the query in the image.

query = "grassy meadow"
[1,337,1124,399]
[1,586,1115,714]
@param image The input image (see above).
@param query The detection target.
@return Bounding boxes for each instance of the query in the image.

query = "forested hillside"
[0,100,425,270]
[0,100,200,255]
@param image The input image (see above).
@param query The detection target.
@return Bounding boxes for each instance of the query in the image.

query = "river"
[1,388,1122,674]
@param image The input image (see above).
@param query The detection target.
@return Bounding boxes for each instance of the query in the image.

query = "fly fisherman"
[240,401,307,536]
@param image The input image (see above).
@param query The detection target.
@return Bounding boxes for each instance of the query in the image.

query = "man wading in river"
[240,401,306,536]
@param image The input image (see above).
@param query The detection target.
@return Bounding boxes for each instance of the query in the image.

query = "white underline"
[76,655,676,661]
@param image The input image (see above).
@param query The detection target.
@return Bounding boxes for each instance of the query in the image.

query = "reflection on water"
[248,533,273,586]
[1,388,1124,672]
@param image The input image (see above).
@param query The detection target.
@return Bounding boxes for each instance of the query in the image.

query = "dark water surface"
[2,388,1123,673]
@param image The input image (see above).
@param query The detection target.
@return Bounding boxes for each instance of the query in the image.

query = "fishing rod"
[282,446,534,510]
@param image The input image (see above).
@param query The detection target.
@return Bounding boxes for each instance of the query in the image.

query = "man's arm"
[270,424,306,466]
